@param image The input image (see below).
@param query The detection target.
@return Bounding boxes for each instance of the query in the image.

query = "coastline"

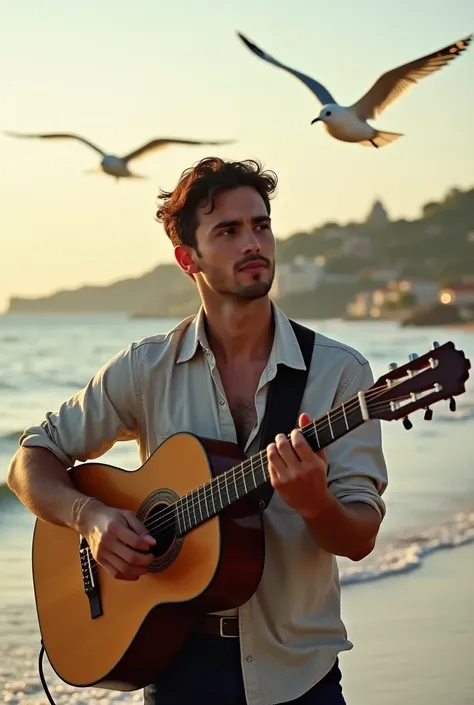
[441,321,474,331]
[340,541,474,705]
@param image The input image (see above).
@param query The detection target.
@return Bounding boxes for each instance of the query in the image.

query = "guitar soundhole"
[138,489,183,573]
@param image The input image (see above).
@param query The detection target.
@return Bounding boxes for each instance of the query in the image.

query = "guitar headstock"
[367,341,471,428]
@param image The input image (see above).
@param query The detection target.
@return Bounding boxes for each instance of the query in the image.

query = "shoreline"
[340,541,474,705]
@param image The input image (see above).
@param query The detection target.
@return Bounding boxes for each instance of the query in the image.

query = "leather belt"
[195,615,239,638]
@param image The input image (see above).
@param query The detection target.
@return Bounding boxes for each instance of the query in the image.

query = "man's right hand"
[78,499,156,580]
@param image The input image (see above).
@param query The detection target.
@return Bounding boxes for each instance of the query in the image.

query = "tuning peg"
[424,407,433,421]
[408,353,418,361]
[388,362,398,370]
[449,397,456,412]
[402,417,413,430]
[432,341,440,349]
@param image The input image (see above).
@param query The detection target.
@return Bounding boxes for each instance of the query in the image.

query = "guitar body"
[31,432,265,691]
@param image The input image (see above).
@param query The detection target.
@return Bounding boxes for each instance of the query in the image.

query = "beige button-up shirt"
[20,302,388,705]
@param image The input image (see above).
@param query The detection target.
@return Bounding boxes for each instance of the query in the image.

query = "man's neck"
[202,297,274,365]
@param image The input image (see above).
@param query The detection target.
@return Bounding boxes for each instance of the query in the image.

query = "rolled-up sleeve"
[19,344,139,467]
[326,359,388,519]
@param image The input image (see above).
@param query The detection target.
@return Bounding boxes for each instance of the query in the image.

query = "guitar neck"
[175,393,367,535]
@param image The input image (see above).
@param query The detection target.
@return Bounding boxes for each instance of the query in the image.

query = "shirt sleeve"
[19,344,140,467]
[326,359,388,519]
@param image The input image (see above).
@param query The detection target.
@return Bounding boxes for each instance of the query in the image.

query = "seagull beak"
[310,117,320,125]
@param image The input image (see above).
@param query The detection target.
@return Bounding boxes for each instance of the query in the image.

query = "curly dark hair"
[155,157,278,252]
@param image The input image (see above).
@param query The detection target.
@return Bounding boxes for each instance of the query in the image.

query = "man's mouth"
[238,260,269,272]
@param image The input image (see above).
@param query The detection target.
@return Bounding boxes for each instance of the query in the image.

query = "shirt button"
[245,655,254,663]
[219,399,225,406]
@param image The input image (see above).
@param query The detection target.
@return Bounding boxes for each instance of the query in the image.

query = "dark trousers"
[143,631,346,705]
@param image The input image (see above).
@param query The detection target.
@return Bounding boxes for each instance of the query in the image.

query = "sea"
[1,313,473,705]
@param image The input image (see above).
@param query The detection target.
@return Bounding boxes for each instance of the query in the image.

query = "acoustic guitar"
[31,341,470,692]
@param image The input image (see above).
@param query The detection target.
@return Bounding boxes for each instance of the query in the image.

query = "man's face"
[181,186,276,300]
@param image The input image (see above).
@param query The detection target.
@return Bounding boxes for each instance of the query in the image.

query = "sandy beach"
[340,542,474,705]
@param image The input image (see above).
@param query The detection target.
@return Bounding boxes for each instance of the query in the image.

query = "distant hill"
[8,264,199,317]
[6,185,474,317]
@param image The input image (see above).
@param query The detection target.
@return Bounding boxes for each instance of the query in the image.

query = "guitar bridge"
[79,536,103,619]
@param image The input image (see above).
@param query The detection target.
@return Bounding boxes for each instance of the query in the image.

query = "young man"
[8,157,388,705]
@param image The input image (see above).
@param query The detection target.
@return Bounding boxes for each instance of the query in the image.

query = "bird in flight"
[237,32,472,148]
[4,131,235,178]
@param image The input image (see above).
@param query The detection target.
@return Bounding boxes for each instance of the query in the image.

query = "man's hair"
[155,157,278,250]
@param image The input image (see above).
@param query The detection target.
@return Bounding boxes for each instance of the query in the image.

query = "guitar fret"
[185,494,191,532]
[312,420,319,446]
[175,393,368,535]
[342,402,349,430]
[327,411,334,440]
[216,475,223,509]
[210,481,217,515]
[242,463,248,493]
[197,485,204,523]
[233,468,239,499]
[225,473,231,505]
[250,456,257,488]
[257,456,266,485]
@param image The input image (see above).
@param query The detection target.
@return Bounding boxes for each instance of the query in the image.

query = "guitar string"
[82,371,438,577]
[84,388,434,582]
[135,373,435,537]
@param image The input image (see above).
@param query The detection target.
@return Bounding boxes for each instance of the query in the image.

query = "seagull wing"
[350,34,472,121]
[4,130,105,155]
[122,138,235,163]
[237,32,336,106]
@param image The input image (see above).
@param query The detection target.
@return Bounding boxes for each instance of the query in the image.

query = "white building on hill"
[273,256,325,298]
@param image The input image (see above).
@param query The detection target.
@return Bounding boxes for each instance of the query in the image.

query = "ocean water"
[1,313,473,704]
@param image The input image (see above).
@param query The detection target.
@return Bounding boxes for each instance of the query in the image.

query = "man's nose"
[242,230,261,254]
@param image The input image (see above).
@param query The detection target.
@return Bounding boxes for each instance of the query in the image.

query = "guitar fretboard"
[172,398,365,535]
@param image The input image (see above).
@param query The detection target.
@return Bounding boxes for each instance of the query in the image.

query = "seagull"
[3,131,235,178]
[237,32,472,148]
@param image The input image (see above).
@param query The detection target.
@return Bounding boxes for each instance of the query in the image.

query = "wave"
[1,480,473,591]
[339,511,474,586]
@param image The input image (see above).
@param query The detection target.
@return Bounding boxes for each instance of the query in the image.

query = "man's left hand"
[267,412,332,518]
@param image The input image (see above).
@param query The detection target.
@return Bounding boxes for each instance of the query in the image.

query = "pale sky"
[1,0,473,313]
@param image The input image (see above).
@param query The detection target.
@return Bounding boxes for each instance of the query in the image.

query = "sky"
[0,0,473,312]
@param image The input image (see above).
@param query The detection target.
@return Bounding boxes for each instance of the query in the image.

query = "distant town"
[6,185,474,327]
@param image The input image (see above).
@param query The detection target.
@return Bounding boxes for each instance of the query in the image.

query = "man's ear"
[174,245,200,275]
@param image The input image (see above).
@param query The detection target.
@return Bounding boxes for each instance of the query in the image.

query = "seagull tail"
[360,131,404,148]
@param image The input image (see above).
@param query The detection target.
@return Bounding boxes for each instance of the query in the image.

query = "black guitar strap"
[249,319,315,510]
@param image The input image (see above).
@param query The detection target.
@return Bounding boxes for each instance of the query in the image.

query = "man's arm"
[321,358,388,559]
[7,344,156,580]
[8,446,94,531]
[268,358,388,561]
[302,356,387,560]
[303,494,381,561]
[7,344,138,529]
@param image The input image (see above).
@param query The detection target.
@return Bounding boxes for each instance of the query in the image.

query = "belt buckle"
[219,617,238,638]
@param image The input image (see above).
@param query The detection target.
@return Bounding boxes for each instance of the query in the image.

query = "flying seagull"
[4,131,236,178]
[237,32,472,148]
